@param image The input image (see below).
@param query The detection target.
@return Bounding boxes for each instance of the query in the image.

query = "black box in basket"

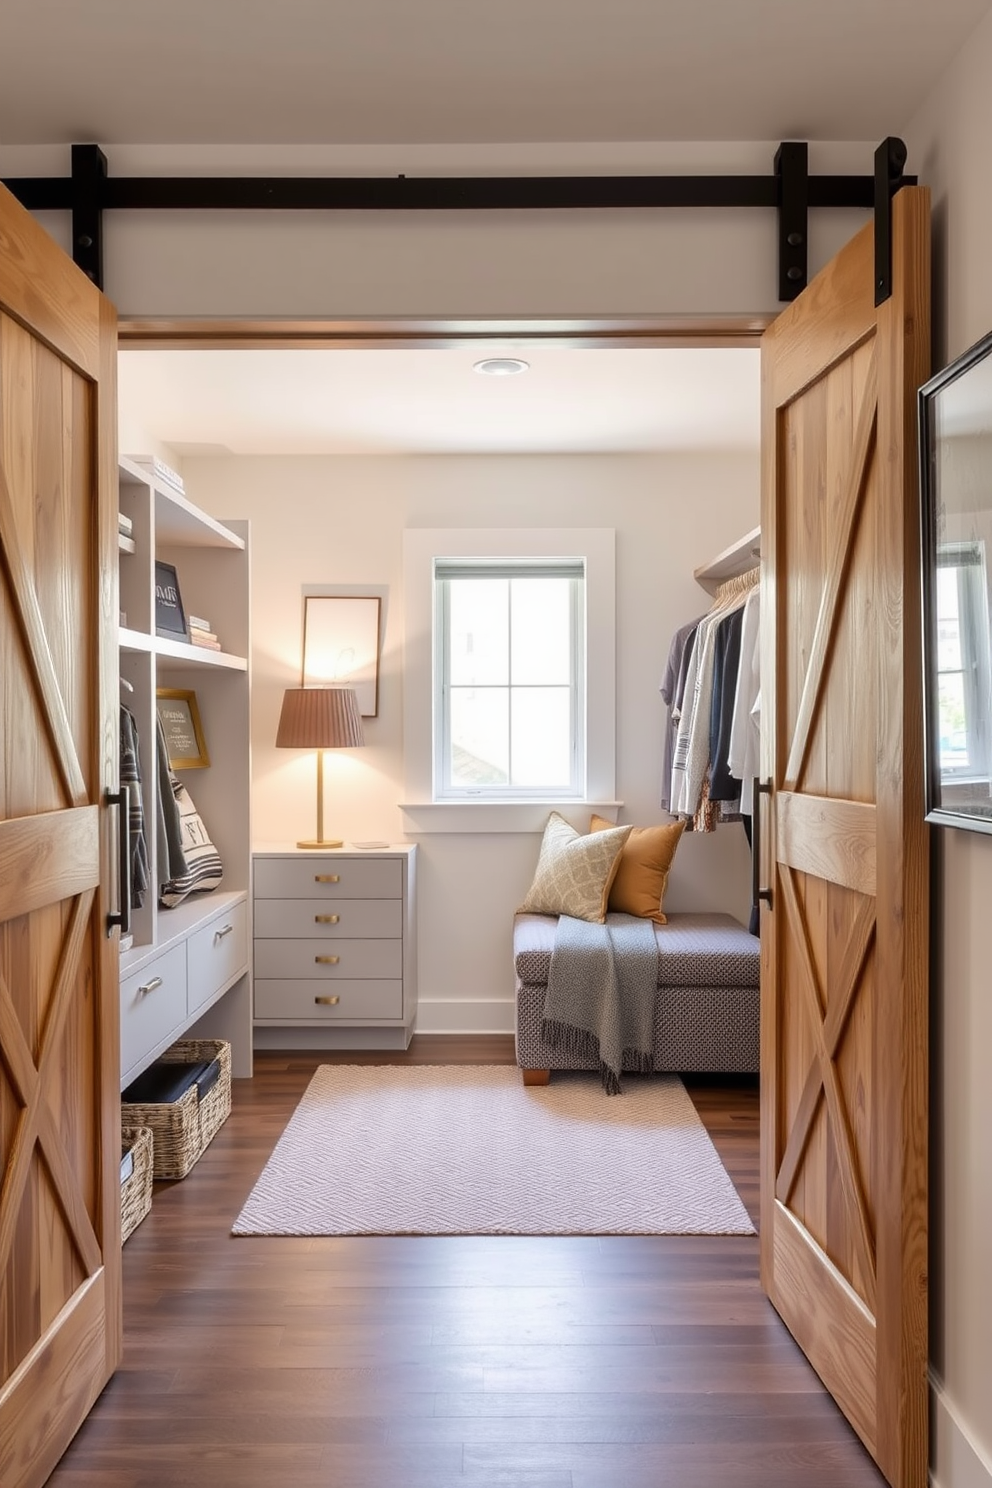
[121,1039,231,1180]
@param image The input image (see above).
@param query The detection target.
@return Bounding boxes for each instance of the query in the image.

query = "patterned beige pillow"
[519,811,633,923]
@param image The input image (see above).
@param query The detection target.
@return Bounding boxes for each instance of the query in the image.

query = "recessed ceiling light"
[473,357,530,377]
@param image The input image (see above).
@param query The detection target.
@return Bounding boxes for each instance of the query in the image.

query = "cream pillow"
[590,813,685,923]
[519,811,632,923]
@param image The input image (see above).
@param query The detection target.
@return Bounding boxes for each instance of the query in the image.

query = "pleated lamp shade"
[276,686,365,751]
[276,687,364,848]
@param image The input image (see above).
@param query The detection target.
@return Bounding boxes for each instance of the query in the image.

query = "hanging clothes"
[728,586,761,815]
[659,614,704,811]
[672,567,758,822]
[120,705,149,909]
[708,603,746,803]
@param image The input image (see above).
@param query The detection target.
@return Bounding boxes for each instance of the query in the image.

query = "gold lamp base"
[296,837,343,850]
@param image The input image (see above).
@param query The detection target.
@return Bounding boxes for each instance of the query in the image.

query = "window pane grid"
[436,565,583,798]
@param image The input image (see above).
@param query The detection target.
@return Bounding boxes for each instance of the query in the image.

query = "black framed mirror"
[920,328,992,830]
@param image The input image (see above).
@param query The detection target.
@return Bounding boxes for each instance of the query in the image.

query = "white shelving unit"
[117,455,253,1088]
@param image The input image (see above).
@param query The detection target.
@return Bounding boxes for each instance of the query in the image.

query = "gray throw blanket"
[542,913,659,1095]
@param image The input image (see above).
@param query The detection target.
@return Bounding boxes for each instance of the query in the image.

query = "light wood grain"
[0,1277,110,1488]
[776,870,877,1314]
[771,1203,877,1455]
[775,791,876,897]
[784,345,877,792]
[0,183,101,380]
[0,809,100,920]
[870,186,931,1488]
[0,177,121,1488]
[760,189,930,1488]
[0,457,87,807]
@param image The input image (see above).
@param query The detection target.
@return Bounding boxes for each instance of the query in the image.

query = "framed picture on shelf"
[302,594,381,716]
[155,560,188,640]
[156,688,210,769]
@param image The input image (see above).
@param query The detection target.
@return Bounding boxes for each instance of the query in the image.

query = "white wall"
[904,15,992,1487]
[0,140,872,319]
[184,450,758,1029]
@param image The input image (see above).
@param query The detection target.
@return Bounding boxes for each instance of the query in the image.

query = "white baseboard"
[931,1377,992,1488]
[414,998,515,1034]
[253,1026,412,1051]
[252,999,516,1047]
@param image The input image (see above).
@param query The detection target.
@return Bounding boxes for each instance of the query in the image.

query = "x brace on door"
[3,138,914,304]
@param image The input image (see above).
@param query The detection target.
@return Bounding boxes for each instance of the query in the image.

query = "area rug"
[232,1065,754,1236]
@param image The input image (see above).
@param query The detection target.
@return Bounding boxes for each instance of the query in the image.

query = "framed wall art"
[302,595,381,717]
[154,560,188,641]
[156,688,210,770]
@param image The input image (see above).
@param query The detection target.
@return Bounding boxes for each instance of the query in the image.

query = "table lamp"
[275,686,365,848]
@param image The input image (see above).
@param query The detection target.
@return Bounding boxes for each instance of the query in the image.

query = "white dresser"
[252,845,418,1049]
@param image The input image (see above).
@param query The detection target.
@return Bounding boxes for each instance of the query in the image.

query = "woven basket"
[121,1039,232,1181]
[120,1125,154,1243]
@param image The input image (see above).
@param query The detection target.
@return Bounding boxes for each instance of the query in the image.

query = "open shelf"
[694,525,761,593]
[117,460,252,1084]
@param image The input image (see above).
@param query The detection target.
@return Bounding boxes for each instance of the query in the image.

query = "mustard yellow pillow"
[519,811,632,923]
[590,814,685,923]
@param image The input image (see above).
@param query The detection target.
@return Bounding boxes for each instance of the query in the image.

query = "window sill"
[398,801,624,834]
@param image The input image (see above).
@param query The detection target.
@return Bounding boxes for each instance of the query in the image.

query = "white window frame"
[434,558,586,801]
[401,529,617,832]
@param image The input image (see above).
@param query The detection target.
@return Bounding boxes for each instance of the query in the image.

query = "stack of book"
[118,510,135,554]
[125,453,186,496]
[188,613,222,651]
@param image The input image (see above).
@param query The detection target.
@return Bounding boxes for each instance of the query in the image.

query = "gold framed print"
[156,688,210,769]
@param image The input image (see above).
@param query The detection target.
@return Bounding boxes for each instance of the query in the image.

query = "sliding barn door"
[758,188,930,1488]
[0,182,122,1487]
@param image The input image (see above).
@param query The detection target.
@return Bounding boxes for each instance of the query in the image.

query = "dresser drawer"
[254,978,403,1021]
[120,942,187,1079]
[187,899,249,1016]
[254,937,403,980]
[253,898,401,940]
[253,856,401,900]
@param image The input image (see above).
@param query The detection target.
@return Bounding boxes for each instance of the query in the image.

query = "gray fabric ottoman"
[513,911,760,1083]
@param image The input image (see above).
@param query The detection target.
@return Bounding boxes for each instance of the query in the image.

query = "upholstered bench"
[513,911,760,1085]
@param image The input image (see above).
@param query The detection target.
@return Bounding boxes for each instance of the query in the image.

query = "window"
[401,528,615,830]
[434,559,584,799]
[935,542,992,780]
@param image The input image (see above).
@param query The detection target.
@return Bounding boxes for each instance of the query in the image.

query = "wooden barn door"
[0,182,122,1488]
[758,187,930,1488]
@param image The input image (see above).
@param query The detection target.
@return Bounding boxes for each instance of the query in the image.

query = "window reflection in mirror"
[921,329,992,829]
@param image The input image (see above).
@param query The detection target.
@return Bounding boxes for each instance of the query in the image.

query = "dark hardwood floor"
[48,1039,885,1487]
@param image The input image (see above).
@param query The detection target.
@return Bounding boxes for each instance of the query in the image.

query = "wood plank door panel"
[759,188,930,1488]
[0,181,121,1488]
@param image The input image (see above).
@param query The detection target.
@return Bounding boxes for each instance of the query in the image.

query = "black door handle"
[106,787,132,937]
[752,778,774,909]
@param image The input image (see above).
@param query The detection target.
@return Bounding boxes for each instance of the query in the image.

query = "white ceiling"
[25,0,984,457]
[2,0,989,145]
[117,346,762,456]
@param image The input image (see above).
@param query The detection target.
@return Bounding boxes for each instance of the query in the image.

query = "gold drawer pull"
[137,976,163,997]
[315,995,341,1006]
[315,914,340,924]
[315,955,340,965]
[214,923,235,941]
[315,874,340,884]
